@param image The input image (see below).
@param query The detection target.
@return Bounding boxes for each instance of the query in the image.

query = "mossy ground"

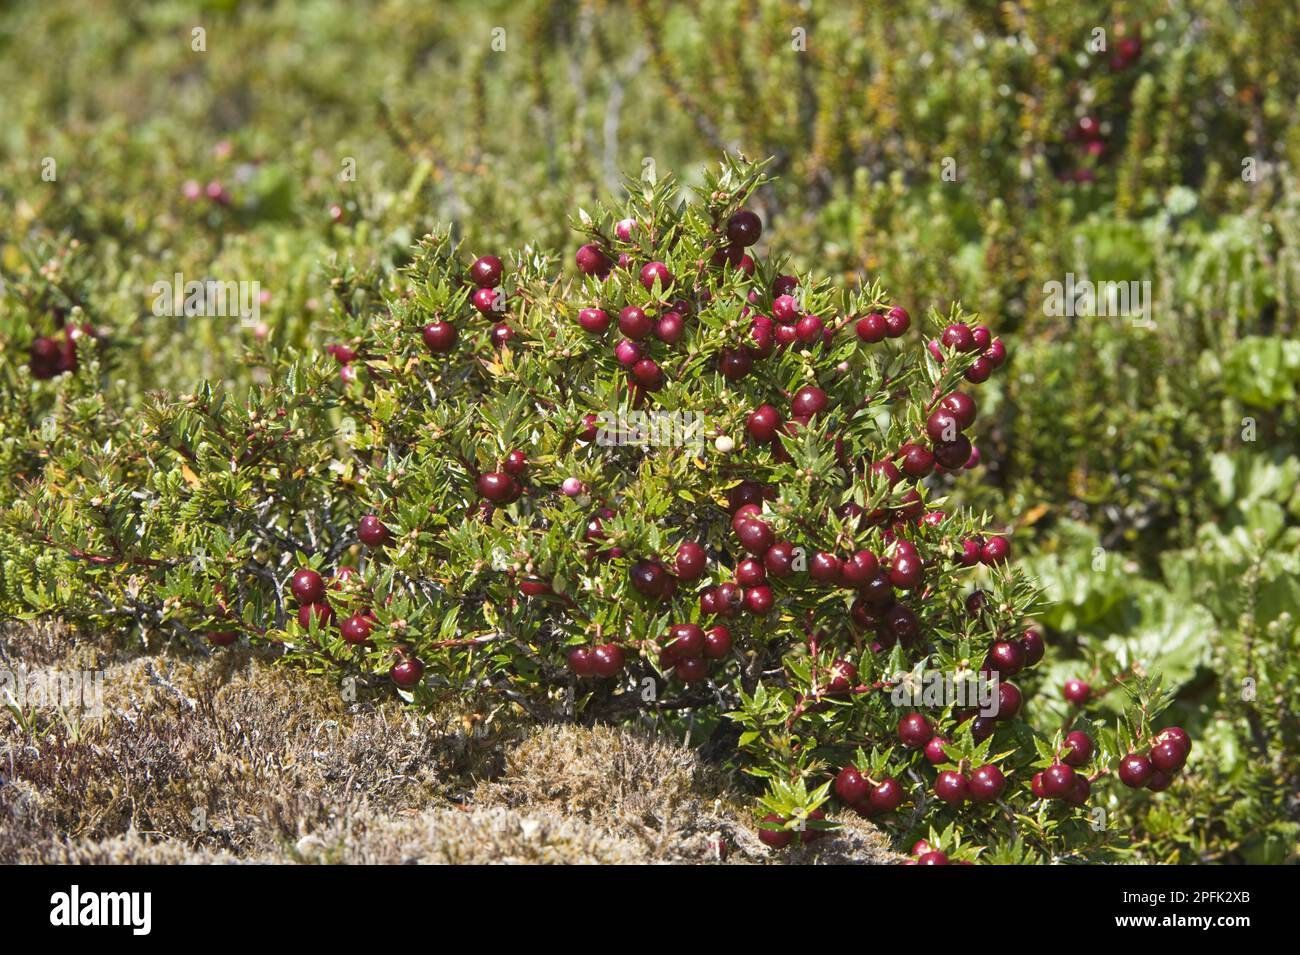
[0,623,899,864]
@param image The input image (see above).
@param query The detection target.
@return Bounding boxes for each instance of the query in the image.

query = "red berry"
[771,294,800,323]
[918,850,950,865]
[827,659,857,694]
[1062,731,1094,767]
[1150,739,1187,773]
[208,631,237,647]
[996,682,1022,720]
[718,347,753,380]
[703,625,733,660]
[1146,769,1174,792]
[568,646,596,676]
[1041,763,1075,798]
[884,306,910,337]
[726,210,763,247]
[1020,627,1045,666]
[855,313,887,343]
[340,613,374,644]
[840,550,879,587]
[422,321,457,353]
[940,392,977,429]
[655,311,685,345]
[614,339,643,366]
[986,640,1025,675]
[933,435,972,470]
[619,305,653,339]
[899,443,935,477]
[591,644,626,678]
[1118,753,1154,788]
[390,657,424,688]
[714,582,743,617]
[1063,679,1091,705]
[969,764,1007,803]
[477,472,519,503]
[639,261,673,291]
[980,536,1011,565]
[578,307,610,333]
[358,515,392,548]
[1031,772,1048,799]
[869,778,904,813]
[883,603,919,644]
[1065,774,1092,806]
[631,358,664,390]
[934,771,968,805]
[795,314,824,344]
[790,385,828,417]
[758,814,792,850]
[898,712,933,748]
[941,323,974,351]
[983,339,1007,367]
[835,766,871,805]
[764,541,796,577]
[297,601,333,628]
[675,656,710,683]
[744,585,774,615]
[924,736,951,765]
[629,561,668,598]
[888,553,923,590]
[472,286,500,315]
[736,519,775,556]
[926,409,962,443]
[469,255,503,288]
[675,541,707,580]
[809,551,842,584]
[579,414,600,441]
[746,404,782,443]
[736,557,766,586]
[1155,727,1191,758]
[965,357,994,383]
[575,243,611,276]
[290,568,326,604]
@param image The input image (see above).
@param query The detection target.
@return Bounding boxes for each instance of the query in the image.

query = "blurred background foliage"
[1,0,1297,861]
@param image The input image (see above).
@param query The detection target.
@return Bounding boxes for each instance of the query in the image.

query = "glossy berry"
[883,603,919,644]
[726,210,763,247]
[390,657,424,688]
[926,409,962,443]
[934,771,969,805]
[340,613,374,645]
[888,553,923,590]
[422,321,457,353]
[809,551,842,584]
[980,536,1010,565]
[477,472,519,503]
[932,435,972,470]
[1156,727,1191,758]
[736,557,766,586]
[1118,753,1154,788]
[884,306,910,337]
[941,323,974,351]
[591,644,625,678]
[899,443,935,477]
[674,541,707,581]
[631,358,664,390]
[472,286,499,315]
[1150,739,1187,773]
[826,659,857,694]
[575,243,611,276]
[578,307,610,333]
[614,339,643,366]
[1062,731,1094,767]
[790,385,828,417]
[917,850,950,865]
[1063,679,1091,705]
[469,255,503,288]
[924,736,951,765]
[639,261,673,291]
[703,625,733,660]
[290,568,326,605]
[764,541,797,577]
[718,347,753,381]
[355,514,390,548]
[675,656,710,684]
[747,404,782,443]
[986,640,1025,675]
[619,305,653,339]
[840,550,879,587]
[870,778,904,813]
[1041,763,1075,798]
[855,313,887,343]
[744,585,774,615]
[940,392,977,429]
[736,519,774,555]
[969,764,1007,803]
[654,311,685,345]
[629,561,668,598]
[772,294,800,323]
[795,314,824,344]
[835,766,870,805]
[898,712,933,748]
[1020,627,1046,666]
[1146,769,1174,792]
[996,682,1022,720]
[568,646,596,676]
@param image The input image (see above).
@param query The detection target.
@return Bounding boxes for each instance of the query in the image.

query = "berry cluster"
[1117,727,1193,793]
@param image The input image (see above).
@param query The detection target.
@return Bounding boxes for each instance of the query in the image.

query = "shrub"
[0,156,1196,861]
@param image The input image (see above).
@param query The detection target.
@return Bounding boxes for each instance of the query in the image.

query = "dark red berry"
[855,313,887,343]
[736,557,766,586]
[934,771,968,805]
[888,553,923,590]
[932,435,972,470]
[1118,753,1154,788]
[736,519,775,556]
[870,778,904,813]
[918,850,950,865]
[764,541,797,577]
[358,515,392,548]
[986,640,1025,675]
[941,323,974,351]
[421,321,457,353]
[980,536,1010,565]
[208,631,237,647]
[703,625,732,660]
[630,561,668,598]
[568,646,596,676]
[1150,740,1187,773]
[835,766,870,805]
[718,347,753,380]
[840,550,879,587]
[726,210,763,247]
[883,603,919,643]
[1063,679,1091,705]
[826,659,857,694]
[790,385,828,417]
[290,568,326,604]
[996,682,1022,720]
[1062,731,1094,767]
[469,255,503,288]
[924,736,951,765]
[747,404,782,443]
[1020,627,1046,666]
[772,294,800,323]
[899,443,935,477]
[340,613,374,644]
[477,472,519,503]
[675,656,710,683]
[1041,763,1075,798]
[472,286,500,315]
[619,305,653,339]
[639,261,673,291]
[578,307,610,333]
[575,244,611,276]
[591,644,625,678]
[390,657,424,688]
[655,311,685,345]
[969,764,1006,803]
[758,814,792,850]
[965,357,994,383]
[1145,769,1174,792]
[744,585,774,615]
[809,551,842,584]
[675,541,707,580]
[1155,727,1191,758]
[884,306,910,337]
[898,712,933,748]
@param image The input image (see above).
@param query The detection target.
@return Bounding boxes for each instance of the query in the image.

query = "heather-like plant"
[0,157,1195,861]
